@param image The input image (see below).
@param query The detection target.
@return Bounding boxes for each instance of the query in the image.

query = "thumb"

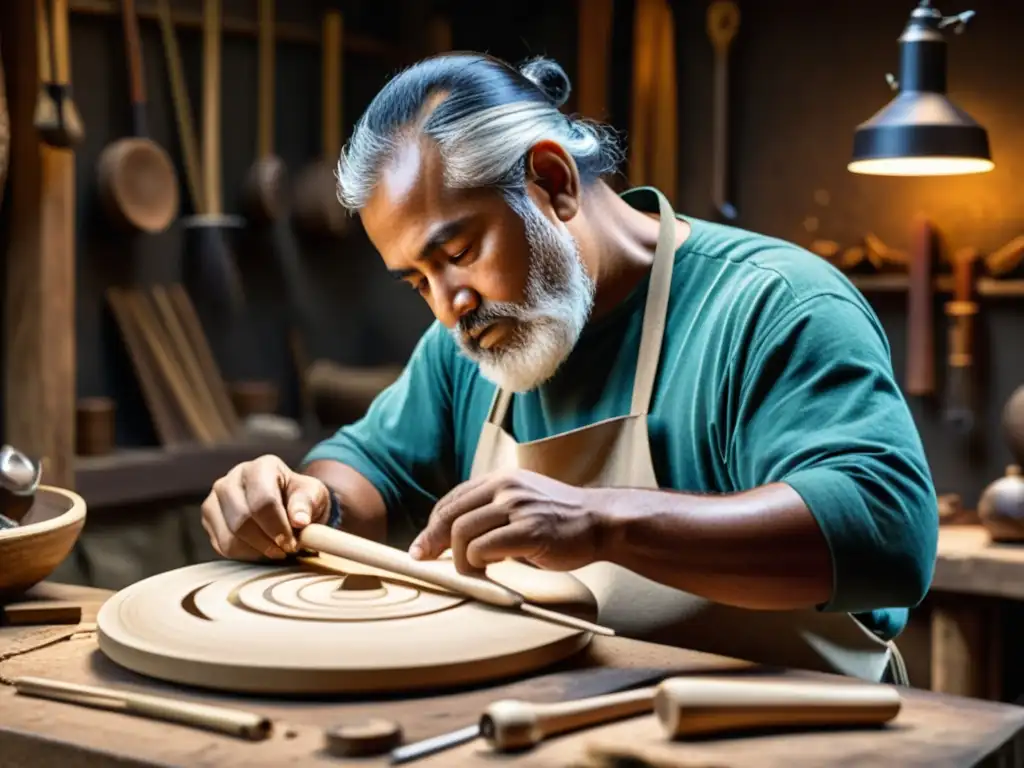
[284,473,330,528]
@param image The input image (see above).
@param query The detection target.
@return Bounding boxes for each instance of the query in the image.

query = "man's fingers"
[285,474,330,529]
[432,473,489,516]
[214,473,287,559]
[413,478,499,559]
[449,503,511,574]
[464,520,537,570]
[242,468,297,553]
[201,491,266,561]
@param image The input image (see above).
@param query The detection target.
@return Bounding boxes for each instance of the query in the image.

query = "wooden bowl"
[0,486,86,602]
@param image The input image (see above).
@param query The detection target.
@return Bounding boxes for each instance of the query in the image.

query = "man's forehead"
[362,137,489,260]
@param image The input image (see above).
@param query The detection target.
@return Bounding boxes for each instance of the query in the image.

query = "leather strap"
[487,188,678,425]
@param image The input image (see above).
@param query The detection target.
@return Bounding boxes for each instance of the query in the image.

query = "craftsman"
[201,53,938,679]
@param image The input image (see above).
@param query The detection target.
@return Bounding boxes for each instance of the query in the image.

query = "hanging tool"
[242,0,286,224]
[182,0,244,313]
[297,524,613,636]
[905,216,937,396]
[944,247,979,435]
[35,0,83,148]
[706,0,739,220]
[155,0,203,215]
[293,9,349,240]
[96,0,179,234]
[389,667,674,764]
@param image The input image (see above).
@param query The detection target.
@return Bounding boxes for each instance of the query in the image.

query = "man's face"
[360,138,594,392]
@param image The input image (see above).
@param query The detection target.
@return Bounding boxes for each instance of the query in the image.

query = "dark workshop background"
[2,0,1024,689]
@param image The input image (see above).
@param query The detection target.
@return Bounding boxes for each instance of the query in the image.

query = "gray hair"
[335,54,622,212]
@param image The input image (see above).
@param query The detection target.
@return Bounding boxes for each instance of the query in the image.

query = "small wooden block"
[324,719,403,757]
[0,600,82,626]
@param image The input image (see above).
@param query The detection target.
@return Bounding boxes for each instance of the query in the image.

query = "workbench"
[931,525,1024,700]
[3,583,1024,766]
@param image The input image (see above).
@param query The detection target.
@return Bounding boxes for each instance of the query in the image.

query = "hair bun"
[519,57,571,108]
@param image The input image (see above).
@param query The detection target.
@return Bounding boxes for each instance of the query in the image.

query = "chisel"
[388,667,675,764]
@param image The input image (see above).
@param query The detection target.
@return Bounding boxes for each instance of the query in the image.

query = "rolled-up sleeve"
[727,293,939,614]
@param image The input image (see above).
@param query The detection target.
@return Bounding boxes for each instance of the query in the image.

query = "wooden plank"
[1,631,1024,767]
[933,525,1024,601]
[73,436,321,509]
[2,0,76,490]
[68,0,398,57]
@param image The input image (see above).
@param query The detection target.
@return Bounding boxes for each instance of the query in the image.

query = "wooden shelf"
[849,275,1024,297]
[74,435,323,509]
[69,0,401,58]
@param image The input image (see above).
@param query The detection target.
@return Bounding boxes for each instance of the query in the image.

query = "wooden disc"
[96,555,595,695]
[324,719,403,757]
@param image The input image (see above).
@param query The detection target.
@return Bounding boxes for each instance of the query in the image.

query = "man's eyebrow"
[388,217,471,280]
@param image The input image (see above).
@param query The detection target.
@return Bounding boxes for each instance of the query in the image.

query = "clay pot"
[978,465,1024,543]
[1003,385,1024,465]
[0,486,87,602]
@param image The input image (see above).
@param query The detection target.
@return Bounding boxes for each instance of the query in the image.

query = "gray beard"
[449,193,595,393]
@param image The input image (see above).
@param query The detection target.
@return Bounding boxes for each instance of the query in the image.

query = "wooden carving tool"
[653,676,901,738]
[297,524,614,636]
[33,0,60,144]
[707,0,739,220]
[481,685,655,751]
[905,216,937,396]
[390,667,675,764]
[944,247,979,435]
[13,676,272,740]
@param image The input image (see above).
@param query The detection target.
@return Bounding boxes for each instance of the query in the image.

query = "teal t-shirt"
[304,187,939,641]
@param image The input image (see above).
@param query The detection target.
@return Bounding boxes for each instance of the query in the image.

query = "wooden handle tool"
[707,0,739,220]
[481,686,655,751]
[654,676,902,739]
[944,247,979,435]
[985,234,1024,276]
[905,216,937,396]
[13,676,272,740]
[297,524,613,636]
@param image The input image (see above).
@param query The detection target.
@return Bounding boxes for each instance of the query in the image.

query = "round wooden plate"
[96,554,595,695]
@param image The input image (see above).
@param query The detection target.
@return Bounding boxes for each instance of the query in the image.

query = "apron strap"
[485,188,679,427]
[630,189,678,416]
[486,386,514,427]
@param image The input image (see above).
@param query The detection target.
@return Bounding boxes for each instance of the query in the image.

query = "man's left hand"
[408,469,608,573]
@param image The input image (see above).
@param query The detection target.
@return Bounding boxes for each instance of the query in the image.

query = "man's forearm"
[302,459,388,543]
[595,483,833,611]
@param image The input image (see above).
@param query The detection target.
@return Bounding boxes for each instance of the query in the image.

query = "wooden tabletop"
[2,583,1024,766]
[934,525,1024,600]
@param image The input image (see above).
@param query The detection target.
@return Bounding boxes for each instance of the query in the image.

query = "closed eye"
[450,247,470,264]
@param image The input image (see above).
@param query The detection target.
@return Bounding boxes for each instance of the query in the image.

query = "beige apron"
[470,190,907,684]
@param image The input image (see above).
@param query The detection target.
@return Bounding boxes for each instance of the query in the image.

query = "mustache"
[457,304,524,337]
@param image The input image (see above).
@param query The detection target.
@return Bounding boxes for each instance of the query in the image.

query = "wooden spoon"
[292,9,349,240]
[96,0,179,234]
[242,0,286,224]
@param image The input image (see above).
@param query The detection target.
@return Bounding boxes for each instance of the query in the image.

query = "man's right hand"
[201,454,331,561]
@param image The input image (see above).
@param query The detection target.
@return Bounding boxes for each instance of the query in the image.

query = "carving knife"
[388,667,677,764]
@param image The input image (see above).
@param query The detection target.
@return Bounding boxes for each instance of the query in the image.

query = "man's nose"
[438,284,480,327]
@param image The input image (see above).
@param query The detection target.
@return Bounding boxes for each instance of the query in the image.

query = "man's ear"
[525,140,581,222]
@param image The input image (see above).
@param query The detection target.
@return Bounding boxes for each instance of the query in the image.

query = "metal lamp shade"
[848,0,993,177]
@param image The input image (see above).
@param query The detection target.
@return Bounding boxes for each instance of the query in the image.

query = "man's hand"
[201,454,331,561]
[408,469,607,573]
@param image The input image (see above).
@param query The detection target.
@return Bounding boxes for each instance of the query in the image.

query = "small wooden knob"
[324,718,403,757]
[337,573,384,591]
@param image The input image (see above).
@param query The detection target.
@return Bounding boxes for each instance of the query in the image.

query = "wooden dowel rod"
[67,0,398,57]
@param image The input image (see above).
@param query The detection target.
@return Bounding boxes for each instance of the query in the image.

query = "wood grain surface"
[2,584,1024,767]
